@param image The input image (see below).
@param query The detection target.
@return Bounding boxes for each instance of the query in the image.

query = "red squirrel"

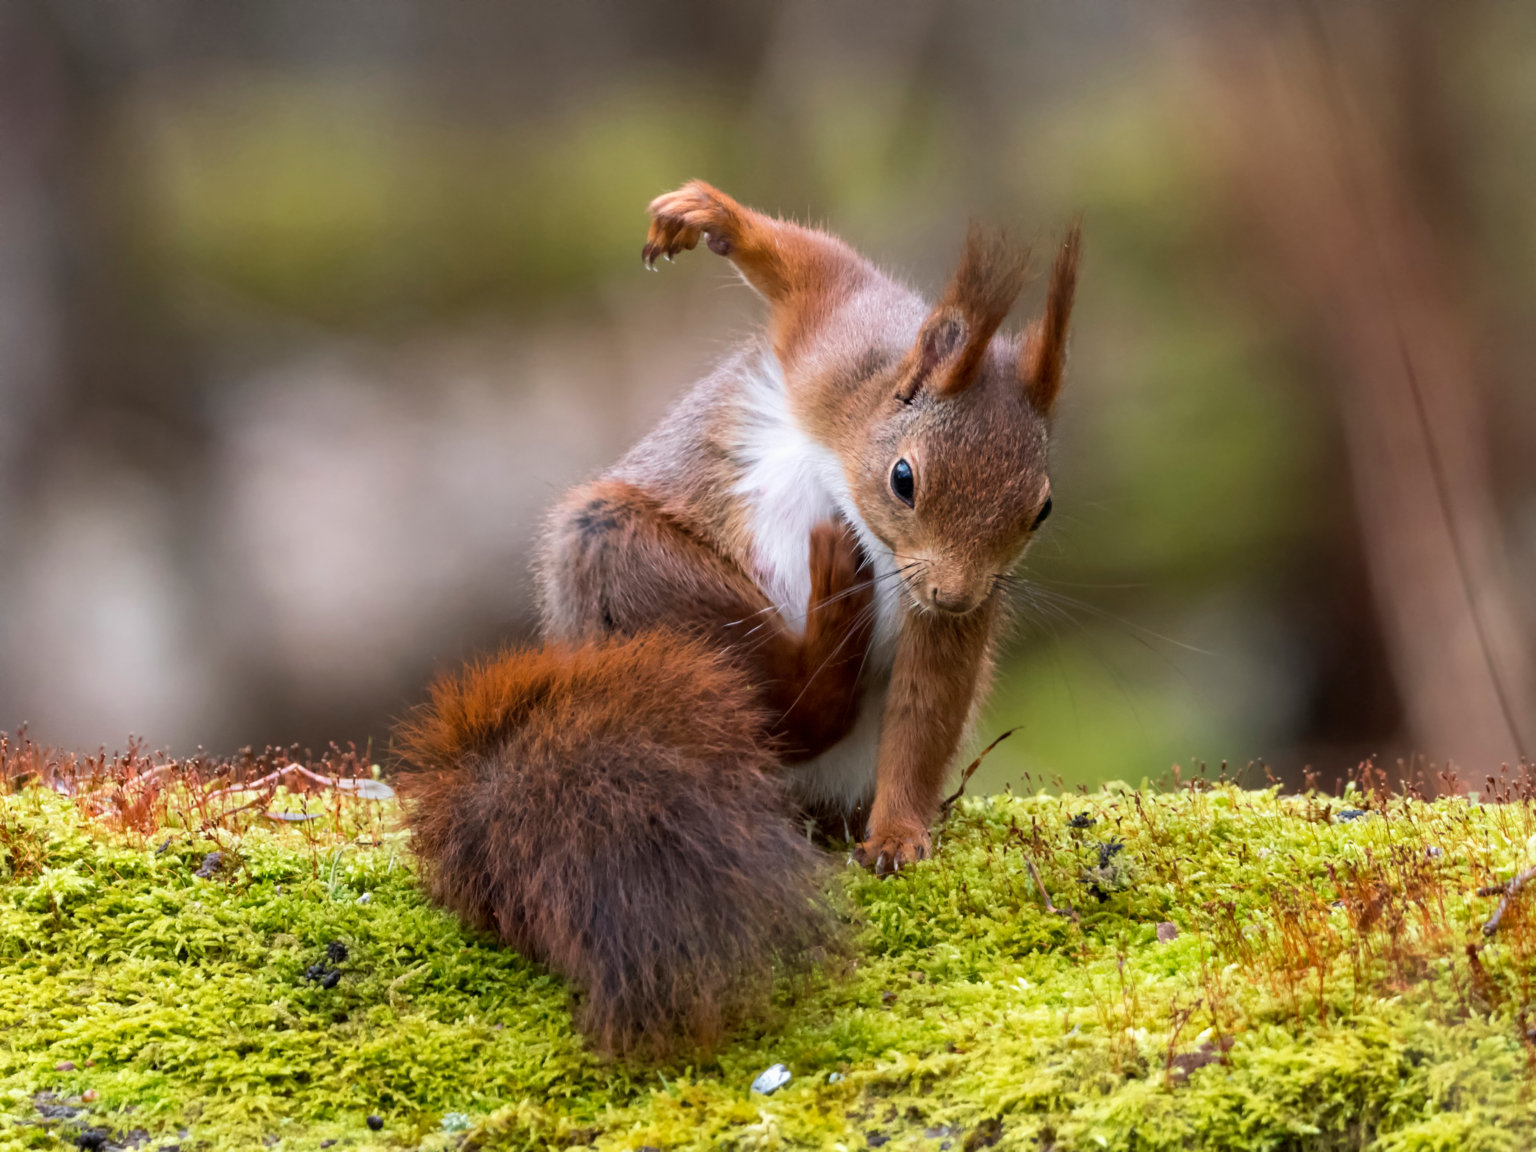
[396,181,1080,1054]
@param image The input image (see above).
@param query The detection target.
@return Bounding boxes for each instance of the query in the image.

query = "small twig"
[1026,854,1076,920]
[205,762,394,802]
[939,727,1021,818]
[1164,995,1204,1086]
[205,762,319,800]
[1482,864,1536,937]
[216,791,277,819]
[1025,856,1055,912]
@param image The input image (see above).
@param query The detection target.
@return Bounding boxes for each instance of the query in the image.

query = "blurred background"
[1,0,1533,792]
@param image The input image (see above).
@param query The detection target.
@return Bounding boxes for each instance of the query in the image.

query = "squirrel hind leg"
[538,478,768,644]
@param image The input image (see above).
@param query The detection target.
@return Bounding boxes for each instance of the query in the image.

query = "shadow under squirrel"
[396,181,1080,1055]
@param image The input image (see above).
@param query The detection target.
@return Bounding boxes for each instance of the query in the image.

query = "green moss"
[3,780,1534,1151]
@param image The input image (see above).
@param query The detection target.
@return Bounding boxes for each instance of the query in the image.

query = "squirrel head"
[843,224,1080,616]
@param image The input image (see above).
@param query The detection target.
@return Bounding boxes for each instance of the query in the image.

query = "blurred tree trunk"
[1204,5,1534,776]
[0,3,71,519]
[0,3,76,724]
[0,2,211,740]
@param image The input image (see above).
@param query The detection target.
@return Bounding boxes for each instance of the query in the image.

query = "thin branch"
[1025,854,1076,920]
[939,727,1020,818]
[1481,864,1536,937]
[205,762,394,802]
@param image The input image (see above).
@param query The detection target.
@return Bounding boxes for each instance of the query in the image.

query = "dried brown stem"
[1025,854,1075,920]
[939,727,1020,819]
[1482,864,1536,937]
[204,762,393,802]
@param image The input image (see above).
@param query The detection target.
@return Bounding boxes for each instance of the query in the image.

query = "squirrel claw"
[856,829,931,878]
[643,180,736,270]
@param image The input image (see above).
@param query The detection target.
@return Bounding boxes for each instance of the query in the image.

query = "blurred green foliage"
[131,66,1338,787]
[72,0,1536,794]
[144,81,737,323]
[978,90,1328,791]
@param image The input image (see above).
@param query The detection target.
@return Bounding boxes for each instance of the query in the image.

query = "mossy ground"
[4,764,1536,1152]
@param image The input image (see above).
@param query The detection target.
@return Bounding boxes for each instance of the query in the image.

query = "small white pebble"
[751,1064,792,1095]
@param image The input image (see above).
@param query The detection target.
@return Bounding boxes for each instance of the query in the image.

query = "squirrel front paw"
[643,180,741,267]
[855,826,932,877]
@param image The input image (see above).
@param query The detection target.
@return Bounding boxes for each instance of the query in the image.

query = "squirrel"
[395,181,1080,1055]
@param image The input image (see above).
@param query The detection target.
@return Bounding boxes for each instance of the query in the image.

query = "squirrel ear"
[1020,222,1081,415]
[895,224,1028,403]
[894,308,966,403]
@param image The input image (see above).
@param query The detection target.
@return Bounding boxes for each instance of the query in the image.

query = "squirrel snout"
[927,587,981,616]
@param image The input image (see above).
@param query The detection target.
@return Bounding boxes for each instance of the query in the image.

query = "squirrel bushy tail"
[394,629,836,1055]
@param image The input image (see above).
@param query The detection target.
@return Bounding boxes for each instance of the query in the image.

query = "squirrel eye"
[890,459,915,507]
[1031,495,1053,530]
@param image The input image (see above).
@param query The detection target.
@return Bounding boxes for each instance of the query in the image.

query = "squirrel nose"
[929,588,974,615]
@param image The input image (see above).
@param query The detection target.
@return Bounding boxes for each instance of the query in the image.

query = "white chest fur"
[731,353,903,660]
[731,353,902,813]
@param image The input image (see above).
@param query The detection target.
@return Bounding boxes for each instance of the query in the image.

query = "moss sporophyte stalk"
[4,761,1536,1151]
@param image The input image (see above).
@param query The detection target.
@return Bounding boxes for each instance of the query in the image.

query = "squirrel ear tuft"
[1020,222,1081,415]
[895,224,1028,402]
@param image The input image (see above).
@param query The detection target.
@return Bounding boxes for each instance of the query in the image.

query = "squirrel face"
[844,224,1080,618]
[850,344,1052,615]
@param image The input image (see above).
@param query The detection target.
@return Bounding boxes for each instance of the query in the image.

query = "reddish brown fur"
[546,479,873,760]
[644,180,874,363]
[859,596,998,871]
[898,225,1031,401]
[642,183,1080,873]
[400,184,1080,1059]
[1021,223,1082,414]
[395,632,836,1056]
